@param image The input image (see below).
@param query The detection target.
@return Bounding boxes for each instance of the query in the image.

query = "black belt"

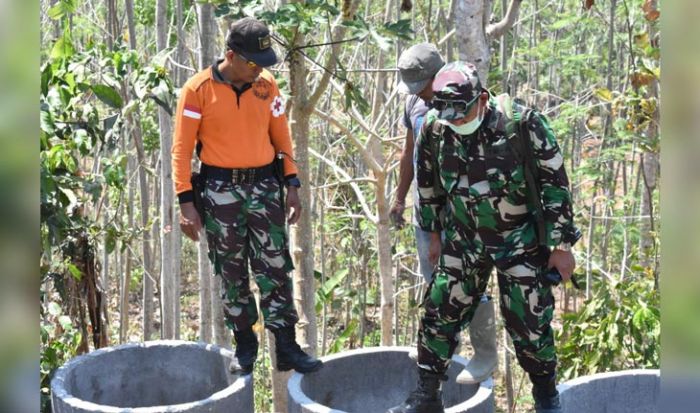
[200,162,276,184]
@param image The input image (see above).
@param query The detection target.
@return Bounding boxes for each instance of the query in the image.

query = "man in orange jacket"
[172,17,321,375]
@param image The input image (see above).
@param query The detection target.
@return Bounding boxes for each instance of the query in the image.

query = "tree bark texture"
[156,0,178,340]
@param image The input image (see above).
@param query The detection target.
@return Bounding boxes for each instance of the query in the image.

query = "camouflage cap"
[431,62,483,120]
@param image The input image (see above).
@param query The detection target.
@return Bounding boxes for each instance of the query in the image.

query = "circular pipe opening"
[558,369,660,413]
[51,340,253,412]
[287,346,494,413]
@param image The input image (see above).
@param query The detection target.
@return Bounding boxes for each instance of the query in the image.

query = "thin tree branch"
[313,108,383,173]
[307,0,362,110]
[309,147,377,222]
[487,0,524,39]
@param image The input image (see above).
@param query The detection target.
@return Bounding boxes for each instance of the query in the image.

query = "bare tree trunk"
[503,327,514,412]
[211,276,231,347]
[640,150,658,263]
[120,150,136,343]
[368,0,396,347]
[319,173,328,354]
[285,43,315,410]
[455,0,491,81]
[376,171,394,346]
[275,1,361,409]
[196,1,218,343]
[156,0,177,340]
[197,2,218,68]
[151,168,162,335]
[198,238,212,342]
[454,0,523,86]
[638,0,659,275]
[137,138,154,340]
[101,198,110,316]
[268,334,293,413]
[124,0,156,341]
[105,0,116,51]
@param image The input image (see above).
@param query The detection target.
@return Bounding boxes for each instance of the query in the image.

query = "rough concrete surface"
[558,369,660,413]
[287,346,494,413]
[51,340,253,413]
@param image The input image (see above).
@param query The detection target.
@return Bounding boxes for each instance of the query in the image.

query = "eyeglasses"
[429,95,479,113]
[235,52,259,69]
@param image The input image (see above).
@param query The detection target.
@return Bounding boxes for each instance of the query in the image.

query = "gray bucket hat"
[397,43,445,94]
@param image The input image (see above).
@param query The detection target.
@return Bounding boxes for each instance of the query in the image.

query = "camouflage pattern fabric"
[414,94,580,376]
[203,176,298,332]
[431,61,482,120]
[416,99,579,251]
[417,226,556,376]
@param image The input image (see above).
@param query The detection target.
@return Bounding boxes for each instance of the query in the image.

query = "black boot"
[386,368,446,413]
[271,326,323,373]
[229,327,258,375]
[530,372,562,413]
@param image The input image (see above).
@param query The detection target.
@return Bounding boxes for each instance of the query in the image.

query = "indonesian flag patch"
[183,104,202,120]
[270,96,285,117]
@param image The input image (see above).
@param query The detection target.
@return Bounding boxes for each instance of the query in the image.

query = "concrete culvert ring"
[50,340,253,413]
[558,369,660,413]
[287,346,494,413]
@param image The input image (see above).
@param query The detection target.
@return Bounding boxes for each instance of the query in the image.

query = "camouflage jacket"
[415,99,580,259]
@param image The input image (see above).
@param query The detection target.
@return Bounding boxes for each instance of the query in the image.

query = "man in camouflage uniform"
[391,43,498,385]
[388,62,580,413]
[173,17,321,375]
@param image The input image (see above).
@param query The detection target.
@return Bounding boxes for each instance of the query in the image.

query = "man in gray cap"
[390,43,498,387]
[172,17,321,376]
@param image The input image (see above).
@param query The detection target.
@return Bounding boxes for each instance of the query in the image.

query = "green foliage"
[557,271,660,381]
[328,319,358,354]
[260,0,339,38]
[213,0,264,19]
[47,0,77,20]
[40,302,82,412]
[134,0,157,26]
[40,9,179,409]
[315,268,350,312]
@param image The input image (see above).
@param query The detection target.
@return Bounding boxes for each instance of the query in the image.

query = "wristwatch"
[554,242,572,252]
[285,177,301,188]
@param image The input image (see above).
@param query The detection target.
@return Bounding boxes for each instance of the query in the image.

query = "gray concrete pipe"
[287,346,494,413]
[558,369,660,413]
[50,340,253,413]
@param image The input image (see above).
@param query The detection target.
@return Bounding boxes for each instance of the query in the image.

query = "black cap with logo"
[226,17,277,67]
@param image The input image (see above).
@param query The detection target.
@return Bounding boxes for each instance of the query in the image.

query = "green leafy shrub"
[557,270,660,381]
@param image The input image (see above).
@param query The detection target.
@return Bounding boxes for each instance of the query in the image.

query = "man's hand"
[180,202,202,241]
[286,186,302,225]
[548,249,576,283]
[390,200,407,228]
[428,231,441,266]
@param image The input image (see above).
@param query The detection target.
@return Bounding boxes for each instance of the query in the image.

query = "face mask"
[441,101,485,135]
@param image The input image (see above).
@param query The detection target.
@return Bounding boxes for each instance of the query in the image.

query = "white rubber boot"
[456,298,498,384]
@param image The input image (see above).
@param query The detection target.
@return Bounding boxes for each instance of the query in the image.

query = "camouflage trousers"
[417,224,556,377]
[203,176,298,332]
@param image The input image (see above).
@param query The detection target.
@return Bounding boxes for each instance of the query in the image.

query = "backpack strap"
[497,93,547,246]
[514,109,547,246]
[428,120,446,199]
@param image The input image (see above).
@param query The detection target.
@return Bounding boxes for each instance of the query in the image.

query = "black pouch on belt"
[273,152,286,208]
[190,172,206,222]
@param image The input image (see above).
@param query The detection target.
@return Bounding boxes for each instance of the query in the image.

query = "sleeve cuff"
[418,218,443,233]
[550,226,582,247]
[178,190,195,204]
[562,227,583,246]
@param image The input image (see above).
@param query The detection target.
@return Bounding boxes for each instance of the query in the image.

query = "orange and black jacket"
[171,60,298,204]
